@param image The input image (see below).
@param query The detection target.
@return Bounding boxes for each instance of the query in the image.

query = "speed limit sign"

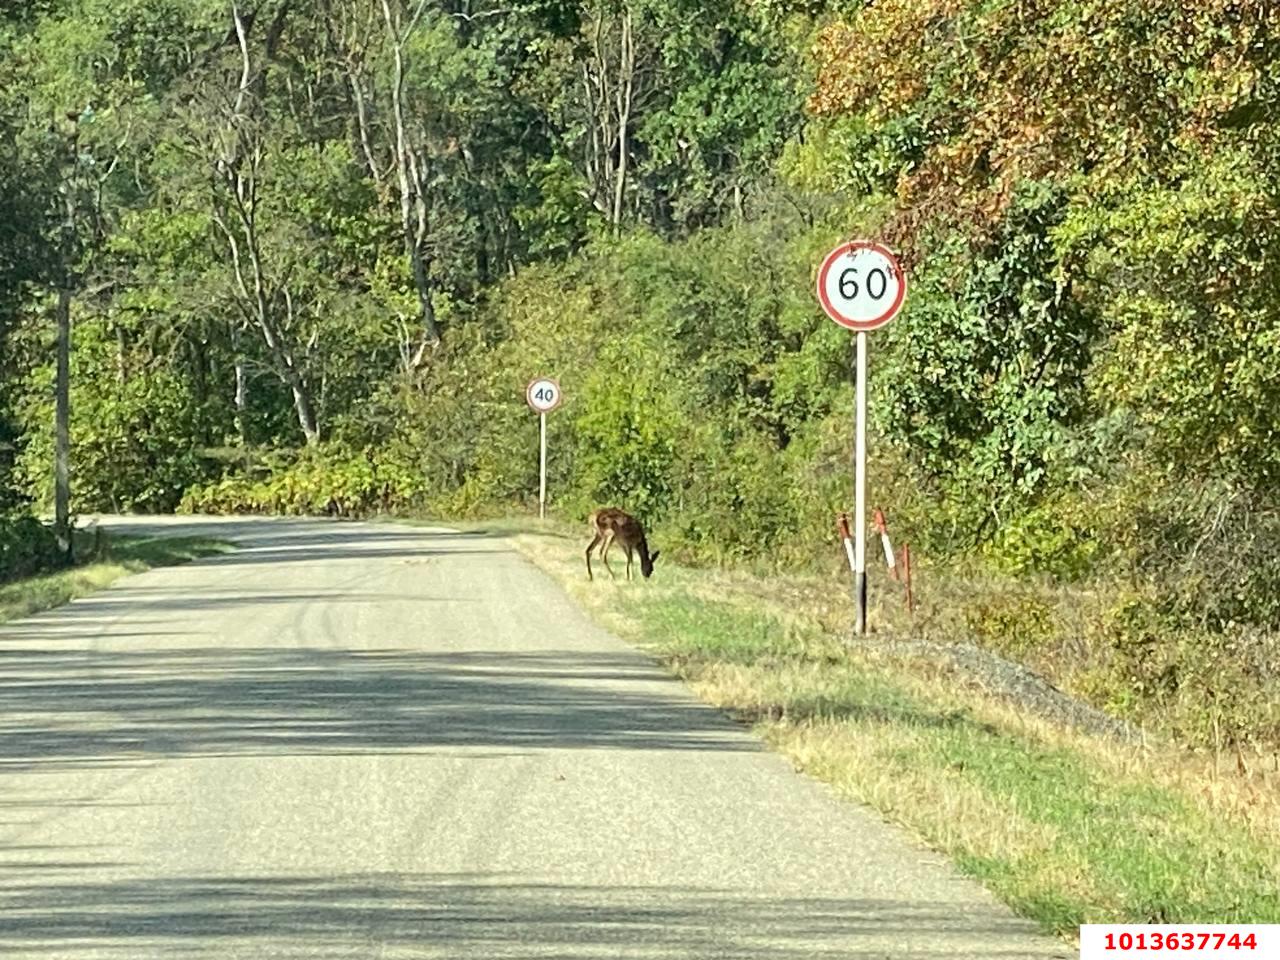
[816,241,906,332]
[527,377,562,520]
[814,239,908,638]
[526,378,563,414]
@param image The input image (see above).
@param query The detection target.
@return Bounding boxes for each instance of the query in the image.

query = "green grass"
[0,534,232,624]
[515,529,1280,939]
[914,719,1278,928]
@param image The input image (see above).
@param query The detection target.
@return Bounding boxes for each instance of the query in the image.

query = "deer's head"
[641,549,660,579]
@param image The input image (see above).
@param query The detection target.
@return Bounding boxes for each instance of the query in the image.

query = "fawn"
[585,508,660,581]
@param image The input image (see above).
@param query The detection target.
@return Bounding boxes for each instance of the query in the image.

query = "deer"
[585,508,660,582]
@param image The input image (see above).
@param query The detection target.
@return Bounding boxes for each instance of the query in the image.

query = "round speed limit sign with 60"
[816,240,906,332]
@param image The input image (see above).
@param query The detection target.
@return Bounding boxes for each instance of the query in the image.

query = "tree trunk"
[611,7,634,233]
[382,0,441,360]
[291,381,320,445]
[349,75,383,188]
[232,324,248,445]
[221,4,323,446]
[212,190,322,449]
[115,324,128,384]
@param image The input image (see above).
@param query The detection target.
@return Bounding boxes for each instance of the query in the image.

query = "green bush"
[1079,592,1280,747]
[179,446,429,518]
[15,317,223,515]
[0,514,62,583]
[982,499,1099,580]
[572,346,681,527]
[963,590,1059,660]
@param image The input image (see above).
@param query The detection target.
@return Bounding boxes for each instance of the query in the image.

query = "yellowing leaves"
[809,0,1280,240]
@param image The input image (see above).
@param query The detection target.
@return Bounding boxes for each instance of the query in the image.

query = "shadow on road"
[1,518,745,765]
[0,873,1051,958]
[0,648,749,768]
[99,518,512,562]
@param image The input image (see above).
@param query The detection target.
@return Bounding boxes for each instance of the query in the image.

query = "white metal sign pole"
[854,331,869,635]
[539,411,548,521]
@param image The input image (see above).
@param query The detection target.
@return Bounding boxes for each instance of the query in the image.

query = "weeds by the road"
[0,534,231,624]
[512,527,1280,938]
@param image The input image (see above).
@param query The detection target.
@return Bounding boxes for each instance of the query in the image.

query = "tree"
[379,0,443,362]
[8,0,163,546]
[0,99,47,512]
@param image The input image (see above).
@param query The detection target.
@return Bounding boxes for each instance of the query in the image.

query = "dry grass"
[0,536,231,624]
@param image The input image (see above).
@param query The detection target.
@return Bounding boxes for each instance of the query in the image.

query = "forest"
[2,1,1278,745]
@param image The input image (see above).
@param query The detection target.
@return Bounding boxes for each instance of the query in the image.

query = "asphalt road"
[0,517,1069,959]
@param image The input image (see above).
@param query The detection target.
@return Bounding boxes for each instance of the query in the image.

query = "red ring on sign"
[816,240,907,332]
[526,377,563,414]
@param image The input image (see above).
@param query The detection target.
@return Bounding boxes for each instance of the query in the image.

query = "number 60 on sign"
[816,240,906,332]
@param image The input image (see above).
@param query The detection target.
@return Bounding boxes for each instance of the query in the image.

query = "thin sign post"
[539,411,547,519]
[855,330,869,629]
[816,241,907,635]
[526,378,563,520]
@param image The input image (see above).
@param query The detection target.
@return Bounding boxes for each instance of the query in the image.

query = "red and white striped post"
[902,543,914,614]
[836,512,864,627]
[837,513,857,577]
[873,509,898,581]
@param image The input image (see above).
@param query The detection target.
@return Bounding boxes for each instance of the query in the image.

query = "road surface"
[0,517,1068,959]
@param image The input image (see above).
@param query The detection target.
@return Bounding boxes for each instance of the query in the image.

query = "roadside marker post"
[873,508,898,581]
[526,378,563,520]
[837,513,857,580]
[902,543,915,615]
[816,241,907,635]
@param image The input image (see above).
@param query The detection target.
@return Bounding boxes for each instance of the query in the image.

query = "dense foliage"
[2,1,1278,742]
[0,515,62,584]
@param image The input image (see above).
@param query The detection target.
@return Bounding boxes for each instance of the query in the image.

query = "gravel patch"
[851,635,1143,743]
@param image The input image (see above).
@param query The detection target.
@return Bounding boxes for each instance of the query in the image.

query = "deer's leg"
[585,533,602,581]
[601,533,617,580]
[624,545,634,581]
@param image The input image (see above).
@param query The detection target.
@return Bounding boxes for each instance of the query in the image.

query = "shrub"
[963,590,1059,660]
[179,446,428,518]
[982,499,1099,580]
[1080,593,1280,747]
[0,514,62,583]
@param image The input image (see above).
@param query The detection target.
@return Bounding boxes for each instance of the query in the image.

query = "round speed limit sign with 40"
[816,240,906,332]
[526,377,563,414]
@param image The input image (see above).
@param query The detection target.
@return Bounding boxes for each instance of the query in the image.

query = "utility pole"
[53,113,80,562]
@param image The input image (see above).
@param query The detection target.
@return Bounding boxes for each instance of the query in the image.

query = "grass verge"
[512,524,1280,939]
[0,533,232,624]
